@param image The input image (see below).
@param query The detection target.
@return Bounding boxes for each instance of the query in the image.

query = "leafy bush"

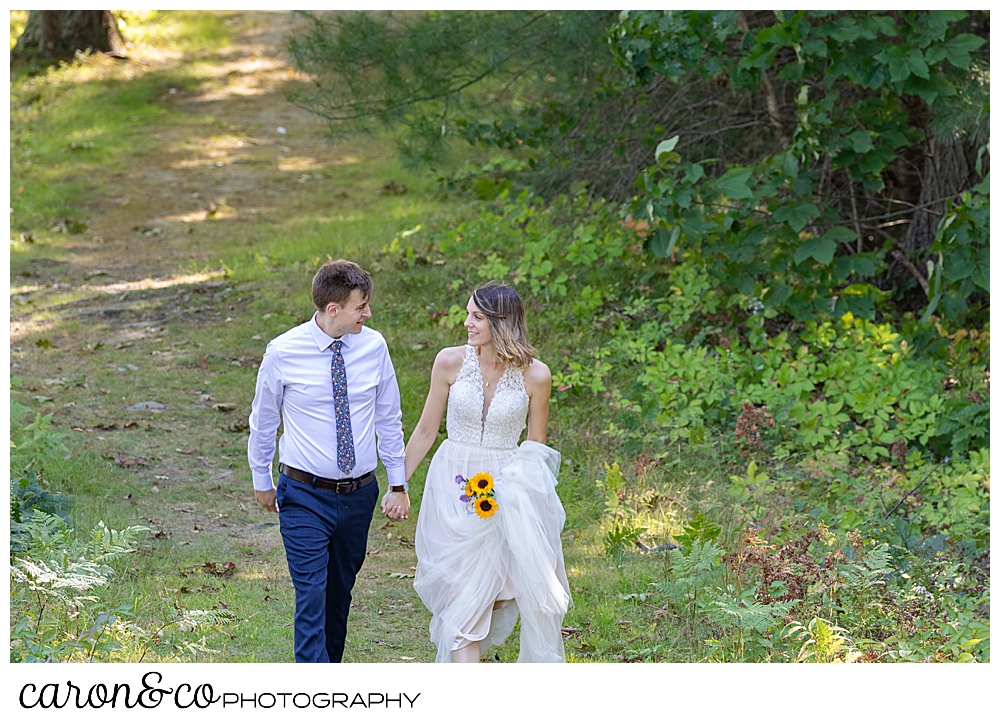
[10,395,75,556]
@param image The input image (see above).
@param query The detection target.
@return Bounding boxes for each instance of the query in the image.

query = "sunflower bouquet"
[455,472,499,519]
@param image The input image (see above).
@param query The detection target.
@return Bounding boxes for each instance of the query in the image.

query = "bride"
[401,282,571,663]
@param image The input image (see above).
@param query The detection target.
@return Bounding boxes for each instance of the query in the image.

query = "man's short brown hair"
[311,259,373,309]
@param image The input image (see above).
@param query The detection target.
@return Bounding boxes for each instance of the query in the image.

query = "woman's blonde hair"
[471,282,536,369]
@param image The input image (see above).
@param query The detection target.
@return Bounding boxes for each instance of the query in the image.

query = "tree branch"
[890,249,930,298]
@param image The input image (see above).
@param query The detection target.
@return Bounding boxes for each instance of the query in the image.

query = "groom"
[248,259,410,663]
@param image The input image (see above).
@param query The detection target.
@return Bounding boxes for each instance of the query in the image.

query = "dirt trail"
[12,11,337,324]
[11,12,431,661]
[84,11,324,282]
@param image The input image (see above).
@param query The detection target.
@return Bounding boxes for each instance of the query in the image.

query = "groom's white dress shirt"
[247,314,406,492]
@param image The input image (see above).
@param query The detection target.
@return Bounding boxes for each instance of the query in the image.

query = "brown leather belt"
[279,464,376,494]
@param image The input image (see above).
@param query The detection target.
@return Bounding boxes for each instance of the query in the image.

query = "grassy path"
[10,11,454,663]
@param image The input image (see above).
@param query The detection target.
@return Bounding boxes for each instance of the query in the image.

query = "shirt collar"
[309,312,355,351]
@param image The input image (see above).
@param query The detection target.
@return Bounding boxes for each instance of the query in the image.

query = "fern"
[711,596,792,636]
[656,539,724,609]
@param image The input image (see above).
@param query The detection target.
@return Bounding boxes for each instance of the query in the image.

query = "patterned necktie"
[330,339,356,474]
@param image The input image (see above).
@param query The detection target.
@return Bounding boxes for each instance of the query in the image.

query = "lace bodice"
[446,346,529,449]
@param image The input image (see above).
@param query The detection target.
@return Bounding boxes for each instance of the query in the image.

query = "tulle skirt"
[413,439,571,663]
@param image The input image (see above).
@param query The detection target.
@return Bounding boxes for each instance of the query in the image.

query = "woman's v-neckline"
[470,347,506,442]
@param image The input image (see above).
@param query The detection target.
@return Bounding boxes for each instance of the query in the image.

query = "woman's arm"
[404,347,463,481]
[524,359,552,444]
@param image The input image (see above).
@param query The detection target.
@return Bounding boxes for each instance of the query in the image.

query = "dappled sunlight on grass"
[79,270,228,294]
[276,156,324,171]
[122,9,236,54]
[10,271,229,342]
[10,284,49,295]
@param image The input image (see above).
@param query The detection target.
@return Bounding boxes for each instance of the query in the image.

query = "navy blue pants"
[276,472,379,663]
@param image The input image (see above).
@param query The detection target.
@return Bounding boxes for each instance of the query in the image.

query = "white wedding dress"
[414,345,571,663]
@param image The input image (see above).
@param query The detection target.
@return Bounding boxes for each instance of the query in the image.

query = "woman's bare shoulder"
[523,358,551,388]
[433,345,468,372]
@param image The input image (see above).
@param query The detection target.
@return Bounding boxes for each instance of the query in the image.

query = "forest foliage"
[294,9,990,662]
[293,10,989,328]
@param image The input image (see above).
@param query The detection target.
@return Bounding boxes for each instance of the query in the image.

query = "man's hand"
[255,488,278,513]
[381,490,410,521]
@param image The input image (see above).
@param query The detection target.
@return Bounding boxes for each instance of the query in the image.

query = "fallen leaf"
[376,180,407,196]
[115,453,151,468]
[203,561,237,578]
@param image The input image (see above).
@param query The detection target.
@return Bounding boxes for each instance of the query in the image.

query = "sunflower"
[474,496,498,519]
[464,480,477,498]
[468,472,494,496]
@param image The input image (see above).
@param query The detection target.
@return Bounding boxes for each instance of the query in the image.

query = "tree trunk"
[903,138,979,255]
[39,11,61,57]
[12,10,126,59]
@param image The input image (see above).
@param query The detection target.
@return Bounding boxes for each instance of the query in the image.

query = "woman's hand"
[381,490,410,521]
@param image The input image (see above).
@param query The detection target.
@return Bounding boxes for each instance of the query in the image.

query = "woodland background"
[9,10,989,663]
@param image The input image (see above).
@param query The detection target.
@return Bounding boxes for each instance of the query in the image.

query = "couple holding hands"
[248,260,570,664]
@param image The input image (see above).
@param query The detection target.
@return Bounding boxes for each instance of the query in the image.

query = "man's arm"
[373,340,409,520]
[248,343,283,512]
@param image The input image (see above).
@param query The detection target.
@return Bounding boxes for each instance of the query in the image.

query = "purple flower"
[455,475,466,485]
[459,494,470,502]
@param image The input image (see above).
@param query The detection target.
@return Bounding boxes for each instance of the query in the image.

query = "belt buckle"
[335,478,354,494]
